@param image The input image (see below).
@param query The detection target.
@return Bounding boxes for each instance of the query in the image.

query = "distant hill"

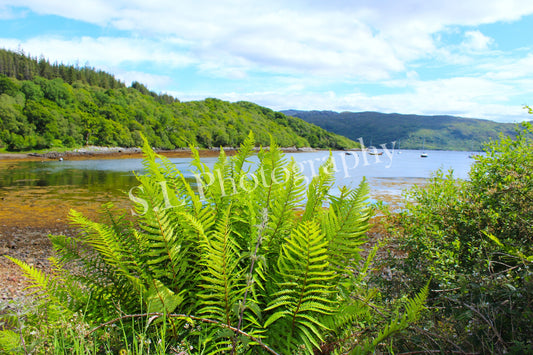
[0,48,356,151]
[282,110,520,151]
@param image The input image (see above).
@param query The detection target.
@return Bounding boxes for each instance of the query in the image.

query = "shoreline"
[0,145,324,162]
[0,218,389,301]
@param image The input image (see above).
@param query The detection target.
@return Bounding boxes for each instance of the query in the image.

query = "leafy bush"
[2,134,426,354]
[380,123,533,353]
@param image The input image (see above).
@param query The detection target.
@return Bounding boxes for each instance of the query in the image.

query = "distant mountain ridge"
[282,110,520,151]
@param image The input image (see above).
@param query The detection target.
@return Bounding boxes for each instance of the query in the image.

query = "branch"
[443,296,506,348]
[87,312,280,355]
[238,208,268,331]
[412,326,470,354]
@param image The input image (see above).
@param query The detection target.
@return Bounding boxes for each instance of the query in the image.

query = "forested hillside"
[0,49,356,151]
[283,110,520,151]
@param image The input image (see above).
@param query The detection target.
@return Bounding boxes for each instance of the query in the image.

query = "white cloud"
[2,0,533,122]
[1,0,116,24]
[462,30,494,51]
[170,74,531,123]
[0,35,194,68]
[0,5,23,19]
[482,53,533,79]
[4,0,532,81]
[116,71,173,89]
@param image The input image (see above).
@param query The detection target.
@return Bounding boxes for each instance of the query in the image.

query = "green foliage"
[4,134,424,353]
[285,109,522,151]
[379,123,533,353]
[0,49,357,151]
[0,74,19,96]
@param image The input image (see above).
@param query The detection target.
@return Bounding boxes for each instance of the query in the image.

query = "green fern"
[302,153,336,221]
[4,256,68,309]
[6,131,428,353]
[351,284,429,354]
[198,206,245,324]
[265,220,336,353]
[322,181,373,274]
[262,158,306,257]
[0,329,21,354]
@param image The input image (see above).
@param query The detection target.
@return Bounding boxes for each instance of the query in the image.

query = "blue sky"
[1,0,532,123]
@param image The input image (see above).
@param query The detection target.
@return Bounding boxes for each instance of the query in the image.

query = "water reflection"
[0,150,477,228]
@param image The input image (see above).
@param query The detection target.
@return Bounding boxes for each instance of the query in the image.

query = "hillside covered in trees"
[283,110,521,151]
[0,49,356,151]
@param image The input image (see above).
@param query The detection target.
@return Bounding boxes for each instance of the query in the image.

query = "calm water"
[0,149,477,197]
[0,149,478,227]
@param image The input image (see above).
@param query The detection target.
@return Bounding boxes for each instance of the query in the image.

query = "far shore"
[0,145,347,162]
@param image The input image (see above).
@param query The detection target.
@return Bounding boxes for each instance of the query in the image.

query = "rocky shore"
[0,225,76,300]
[0,145,318,162]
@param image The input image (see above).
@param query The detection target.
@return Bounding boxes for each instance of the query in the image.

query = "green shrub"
[380,123,533,353]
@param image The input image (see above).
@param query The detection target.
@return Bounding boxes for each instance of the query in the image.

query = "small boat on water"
[420,138,428,158]
[368,151,383,156]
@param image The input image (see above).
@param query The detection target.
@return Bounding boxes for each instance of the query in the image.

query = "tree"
[21,80,44,101]
[0,75,18,96]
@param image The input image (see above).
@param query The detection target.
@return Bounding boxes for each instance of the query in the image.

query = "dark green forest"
[283,109,522,151]
[0,49,356,151]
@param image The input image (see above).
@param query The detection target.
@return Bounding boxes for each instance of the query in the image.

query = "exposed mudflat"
[0,185,132,300]
[0,189,405,301]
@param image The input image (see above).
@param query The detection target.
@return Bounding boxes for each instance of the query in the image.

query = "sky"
[1,1,533,123]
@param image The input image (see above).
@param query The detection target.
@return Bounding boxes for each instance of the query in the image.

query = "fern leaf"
[4,256,71,314]
[322,180,372,275]
[263,158,306,256]
[302,154,336,221]
[198,206,245,327]
[145,279,184,314]
[0,330,20,353]
[232,131,255,174]
[265,221,336,353]
[68,210,140,283]
[351,283,429,354]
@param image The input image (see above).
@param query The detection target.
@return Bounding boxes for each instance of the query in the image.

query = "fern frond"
[4,256,66,309]
[252,135,285,208]
[0,329,20,353]
[321,301,371,335]
[68,210,140,285]
[144,279,184,314]
[198,205,245,327]
[302,154,336,221]
[350,283,429,355]
[232,131,255,174]
[265,220,336,354]
[263,158,306,257]
[323,180,372,274]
